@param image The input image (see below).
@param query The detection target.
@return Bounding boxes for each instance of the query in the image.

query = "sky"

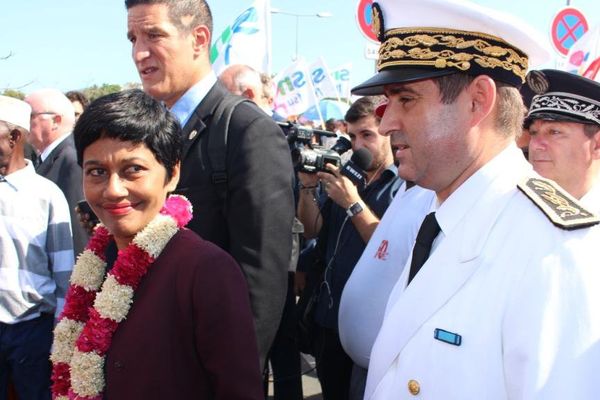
[1,0,598,95]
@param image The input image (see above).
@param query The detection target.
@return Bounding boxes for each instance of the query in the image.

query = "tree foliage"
[82,84,122,101]
[2,89,25,100]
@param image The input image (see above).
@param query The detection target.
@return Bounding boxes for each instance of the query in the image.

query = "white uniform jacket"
[365,144,600,400]
[339,184,435,368]
[581,177,600,214]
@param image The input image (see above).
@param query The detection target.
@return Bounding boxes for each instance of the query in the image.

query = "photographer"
[296,96,402,400]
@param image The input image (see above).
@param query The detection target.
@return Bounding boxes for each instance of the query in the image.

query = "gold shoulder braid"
[378,27,528,85]
[518,177,600,230]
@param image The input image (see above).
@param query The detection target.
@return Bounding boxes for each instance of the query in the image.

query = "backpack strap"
[206,95,251,205]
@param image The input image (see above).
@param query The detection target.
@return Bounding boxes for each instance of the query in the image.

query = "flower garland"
[50,195,193,400]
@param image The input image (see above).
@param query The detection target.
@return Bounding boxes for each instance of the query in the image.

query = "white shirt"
[338,183,435,368]
[0,162,74,323]
[40,132,70,162]
[170,72,217,127]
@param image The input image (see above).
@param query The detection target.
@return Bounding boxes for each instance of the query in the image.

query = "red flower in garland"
[111,245,155,288]
[160,194,193,227]
[61,286,97,322]
[76,308,119,354]
[85,225,111,258]
[51,362,70,396]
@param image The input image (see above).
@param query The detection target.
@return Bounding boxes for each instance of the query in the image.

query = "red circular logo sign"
[550,7,588,57]
[356,0,379,43]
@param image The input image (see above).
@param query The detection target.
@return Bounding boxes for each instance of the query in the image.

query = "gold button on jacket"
[408,379,420,395]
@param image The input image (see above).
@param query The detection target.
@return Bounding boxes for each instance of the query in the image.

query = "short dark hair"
[584,123,600,138]
[65,90,90,108]
[125,0,213,36]
[73,89,182,180]
[433,74,524,138]
[345,96,385,124]
[433,73,475,104]
[325,118,337,131]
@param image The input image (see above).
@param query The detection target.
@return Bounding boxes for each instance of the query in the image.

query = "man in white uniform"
[351,0,600,399]
[338,182,434,399]
[522,69,600,212]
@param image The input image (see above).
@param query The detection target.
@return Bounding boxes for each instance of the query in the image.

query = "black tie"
[407,212,441,285]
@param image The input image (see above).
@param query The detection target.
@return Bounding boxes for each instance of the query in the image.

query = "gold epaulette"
[518,177,600,230]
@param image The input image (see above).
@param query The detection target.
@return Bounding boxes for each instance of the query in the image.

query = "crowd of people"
[2,0,600,399]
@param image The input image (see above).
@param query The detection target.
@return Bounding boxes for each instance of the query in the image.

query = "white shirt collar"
[434,144,529,238]
[580,174,600,214]
[1,160,35,191]
[170,72,217,127]
[40,133,71,162]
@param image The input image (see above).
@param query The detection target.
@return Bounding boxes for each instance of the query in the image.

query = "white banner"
[210,0,271,74]
[564,24,600,82]
[273,58,319,118]
[309,57,341,100]
[330,63,353,100]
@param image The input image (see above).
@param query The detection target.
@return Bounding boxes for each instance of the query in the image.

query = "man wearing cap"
[523,69,600,210]
[353,0,600,399]
[0,96,74,399]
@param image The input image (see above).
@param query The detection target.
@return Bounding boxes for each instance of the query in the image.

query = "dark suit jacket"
[105,229,263,399]
[36,134,89,256]
[174,82,295,368]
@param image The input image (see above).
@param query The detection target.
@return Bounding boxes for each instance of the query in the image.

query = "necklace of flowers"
[50,194,193,400]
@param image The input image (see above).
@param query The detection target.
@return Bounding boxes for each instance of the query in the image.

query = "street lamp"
[270,8,333,61]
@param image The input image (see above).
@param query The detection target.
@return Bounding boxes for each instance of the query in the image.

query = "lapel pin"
[188,130,198,140]
[434,328,462,346]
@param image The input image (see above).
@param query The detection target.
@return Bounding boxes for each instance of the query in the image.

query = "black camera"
[291,137,352,174]
[277,122,351,173]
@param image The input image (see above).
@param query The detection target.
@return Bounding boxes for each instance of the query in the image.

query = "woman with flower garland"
[49,89,263,400]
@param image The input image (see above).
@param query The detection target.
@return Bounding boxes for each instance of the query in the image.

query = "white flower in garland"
[94,275,135,322]
[69,250,107,291]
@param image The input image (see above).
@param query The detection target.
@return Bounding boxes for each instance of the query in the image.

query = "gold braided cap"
[377,27,529,86]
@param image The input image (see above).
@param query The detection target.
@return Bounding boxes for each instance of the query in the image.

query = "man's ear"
[466,75,496,128]
[52,114,62,129]
[191,24,211,55]
[9,129,21,147]
[241,88,255,101]
[591,128,600,160]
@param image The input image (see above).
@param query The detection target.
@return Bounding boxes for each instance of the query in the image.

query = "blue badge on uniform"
[434,328,462,346]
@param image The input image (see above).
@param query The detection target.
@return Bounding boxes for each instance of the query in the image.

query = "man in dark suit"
[25,88,89,257]
[221,63,305,400]
[125,0,295,370]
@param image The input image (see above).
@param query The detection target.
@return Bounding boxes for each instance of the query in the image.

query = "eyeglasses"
[30,112,57,120]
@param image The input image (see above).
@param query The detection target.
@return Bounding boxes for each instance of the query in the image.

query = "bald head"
[219,64,271,110]
[25,88,76,152]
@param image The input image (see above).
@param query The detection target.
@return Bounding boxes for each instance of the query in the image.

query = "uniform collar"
[580,175,600,214]
[435,144,530,237]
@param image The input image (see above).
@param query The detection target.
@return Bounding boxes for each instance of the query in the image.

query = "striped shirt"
[0,162,74,324]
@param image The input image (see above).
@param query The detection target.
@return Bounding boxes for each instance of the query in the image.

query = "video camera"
[277,121,352,174]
